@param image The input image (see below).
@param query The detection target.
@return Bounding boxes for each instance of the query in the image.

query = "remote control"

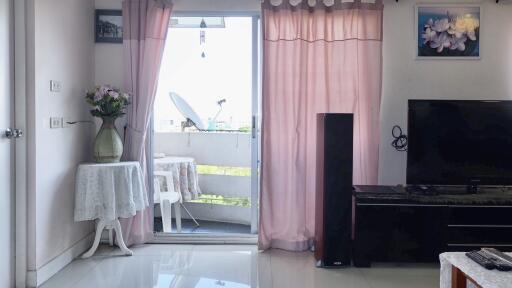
[494,261,512,272]
[482,248,512,265]
[465,250,496,270]
[480,249,512,271]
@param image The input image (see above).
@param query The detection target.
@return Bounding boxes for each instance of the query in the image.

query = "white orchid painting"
[417,6,480,58]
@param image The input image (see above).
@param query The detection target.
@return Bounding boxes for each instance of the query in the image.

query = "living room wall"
[378,0,512,184]
[26,0,95,285]
[94,0,512,185]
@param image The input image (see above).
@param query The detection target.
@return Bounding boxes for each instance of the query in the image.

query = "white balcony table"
[153,156,201,202]
[74,161,148,258]
[440,252,512,288]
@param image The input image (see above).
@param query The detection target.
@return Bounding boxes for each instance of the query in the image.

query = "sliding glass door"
[151,13,260,239]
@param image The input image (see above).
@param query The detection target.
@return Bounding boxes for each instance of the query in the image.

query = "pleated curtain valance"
[262,0,383,41]
[263,0,383,10]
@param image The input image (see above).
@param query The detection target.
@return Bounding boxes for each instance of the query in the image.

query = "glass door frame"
[149,11,261,244]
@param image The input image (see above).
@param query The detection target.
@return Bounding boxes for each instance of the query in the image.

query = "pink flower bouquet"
[85,85,130,119]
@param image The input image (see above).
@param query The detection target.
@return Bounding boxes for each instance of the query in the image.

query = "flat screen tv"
[407,100,512,186]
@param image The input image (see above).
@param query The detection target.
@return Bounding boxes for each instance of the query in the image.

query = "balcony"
[153,131,253,234]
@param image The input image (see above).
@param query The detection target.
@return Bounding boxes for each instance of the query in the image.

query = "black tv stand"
[406,185,484,196]
[467,184,480,194]
[406,185,439,195]
[353,185,512,267]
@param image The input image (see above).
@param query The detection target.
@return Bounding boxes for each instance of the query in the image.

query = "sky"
[154,17,254,131]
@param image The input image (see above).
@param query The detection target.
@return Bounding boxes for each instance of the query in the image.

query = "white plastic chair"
[154,171,182,233]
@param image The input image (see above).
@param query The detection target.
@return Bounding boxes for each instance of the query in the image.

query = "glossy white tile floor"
[41,244,440,288]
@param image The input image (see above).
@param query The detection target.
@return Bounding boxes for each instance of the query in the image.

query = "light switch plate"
[50,117,62,128]
[50,80,62,92]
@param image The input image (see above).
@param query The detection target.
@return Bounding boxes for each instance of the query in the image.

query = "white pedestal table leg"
[113,219,133,256]
[82,218,106,258]
[82,218,133,258]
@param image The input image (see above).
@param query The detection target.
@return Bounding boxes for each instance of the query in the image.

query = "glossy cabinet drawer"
[447,207,512,225]
[445,226,512,245]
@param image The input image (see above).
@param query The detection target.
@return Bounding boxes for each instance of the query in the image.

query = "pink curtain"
[259,0,383,251]
[120,0,173,246]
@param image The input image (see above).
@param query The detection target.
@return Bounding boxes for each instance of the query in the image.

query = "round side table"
[74,161,148,258]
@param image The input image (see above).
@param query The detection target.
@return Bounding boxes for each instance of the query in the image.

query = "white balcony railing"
[154,131,252,225]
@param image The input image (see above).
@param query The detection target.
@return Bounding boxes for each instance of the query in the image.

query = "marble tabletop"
[440,252,512,288]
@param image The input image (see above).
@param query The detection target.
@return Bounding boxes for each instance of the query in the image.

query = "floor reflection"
[41,245,439,288]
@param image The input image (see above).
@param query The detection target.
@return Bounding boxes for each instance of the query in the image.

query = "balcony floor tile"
[155,217,251,234]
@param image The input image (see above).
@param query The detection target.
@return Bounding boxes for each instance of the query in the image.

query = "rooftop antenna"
[211,99,226,123]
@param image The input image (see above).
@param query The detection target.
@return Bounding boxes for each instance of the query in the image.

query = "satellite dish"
[170,92,206,131]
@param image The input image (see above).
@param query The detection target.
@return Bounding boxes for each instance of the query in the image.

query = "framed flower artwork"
[416,4,481,59]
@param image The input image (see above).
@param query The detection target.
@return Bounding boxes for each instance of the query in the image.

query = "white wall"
[27,0,95,278]
[378,0,512,184]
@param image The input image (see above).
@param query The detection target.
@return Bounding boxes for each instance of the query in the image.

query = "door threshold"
[150,232,258,245]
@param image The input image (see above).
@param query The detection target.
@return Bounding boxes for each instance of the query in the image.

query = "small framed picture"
[95,9,123,43]
[416,4,481,59]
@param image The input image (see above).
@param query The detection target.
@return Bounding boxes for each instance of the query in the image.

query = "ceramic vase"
[94,117,123,163]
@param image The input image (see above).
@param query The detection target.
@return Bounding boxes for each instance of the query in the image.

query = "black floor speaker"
[314,113,354,267]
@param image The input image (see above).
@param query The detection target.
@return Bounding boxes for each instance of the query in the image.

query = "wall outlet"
[50,80,62,92]
[50,117,63,129]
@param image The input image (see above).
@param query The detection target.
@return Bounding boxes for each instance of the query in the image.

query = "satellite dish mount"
[181,118,198,132]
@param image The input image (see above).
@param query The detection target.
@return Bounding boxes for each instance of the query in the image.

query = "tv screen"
[407,100,512,186]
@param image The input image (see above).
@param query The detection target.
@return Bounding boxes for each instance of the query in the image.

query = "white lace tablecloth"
[154,156,201,201]
[74,162,148,222]
[440,252,512,288]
